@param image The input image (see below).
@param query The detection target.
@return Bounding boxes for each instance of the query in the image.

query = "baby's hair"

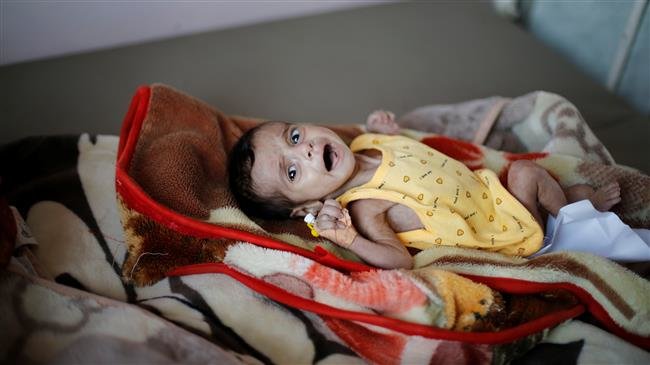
[228,122,294,219]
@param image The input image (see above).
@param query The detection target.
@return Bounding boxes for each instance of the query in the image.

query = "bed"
[2,83,649,364]
[1,3,648,365]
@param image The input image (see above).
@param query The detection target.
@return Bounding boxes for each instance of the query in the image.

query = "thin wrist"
[343,231,359,249]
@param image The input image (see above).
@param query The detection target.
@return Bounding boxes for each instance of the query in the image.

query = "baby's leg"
[507,160,567,225]
[564,182,621,211]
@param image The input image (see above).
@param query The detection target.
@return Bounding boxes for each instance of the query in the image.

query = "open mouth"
[323,144,335,171]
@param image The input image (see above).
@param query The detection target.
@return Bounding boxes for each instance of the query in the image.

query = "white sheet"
[534,200,650,262]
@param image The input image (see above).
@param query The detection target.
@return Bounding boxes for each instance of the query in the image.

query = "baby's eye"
[288,165,297,181]
[290,128,300,144]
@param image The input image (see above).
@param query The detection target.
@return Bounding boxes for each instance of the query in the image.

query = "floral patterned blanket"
[1,85,648,364]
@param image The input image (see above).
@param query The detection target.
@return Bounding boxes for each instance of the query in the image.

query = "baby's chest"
[379,157,480,206]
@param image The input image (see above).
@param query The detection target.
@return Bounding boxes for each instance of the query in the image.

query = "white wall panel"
[1,1,383,65]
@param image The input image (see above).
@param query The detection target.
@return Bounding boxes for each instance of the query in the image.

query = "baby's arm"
[366,110,400,135]
[315,199,413,269]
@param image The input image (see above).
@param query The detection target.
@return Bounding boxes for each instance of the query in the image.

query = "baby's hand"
[315,199,358,249]
[366,110,400,135]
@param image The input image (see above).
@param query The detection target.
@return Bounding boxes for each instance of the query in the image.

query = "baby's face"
[250,122,356,205]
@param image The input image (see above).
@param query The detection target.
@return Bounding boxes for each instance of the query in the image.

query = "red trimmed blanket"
[1,84,648,365]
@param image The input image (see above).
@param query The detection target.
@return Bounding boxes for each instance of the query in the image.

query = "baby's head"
[228,121,356,219]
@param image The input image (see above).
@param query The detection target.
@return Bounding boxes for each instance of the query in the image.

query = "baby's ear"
[290,200,323,218]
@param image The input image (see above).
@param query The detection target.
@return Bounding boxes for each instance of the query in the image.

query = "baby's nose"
[303,142,317,159]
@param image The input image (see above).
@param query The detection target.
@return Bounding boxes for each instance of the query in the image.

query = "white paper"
[534,200,650,262]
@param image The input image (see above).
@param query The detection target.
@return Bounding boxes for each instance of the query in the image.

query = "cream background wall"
[0,1,383,66]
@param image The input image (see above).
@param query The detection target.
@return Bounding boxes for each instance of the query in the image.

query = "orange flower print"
[403,176,410,183]
[420,159,427,164]
[502,225,508,232]
[457,229,464,236]
[482,192,488,199]
[436,177,443,184]
[388,161,395,167]
[417,193,424,201]
[496,197,503,205]
[488,215,494,222]
[435,238,442,244]
[466,191,471,198]
[426,211,434,216]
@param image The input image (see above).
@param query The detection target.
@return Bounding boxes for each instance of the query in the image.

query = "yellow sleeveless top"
[336,134,543,256]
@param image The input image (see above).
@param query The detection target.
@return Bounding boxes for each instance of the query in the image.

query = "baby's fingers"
[315,212,338,226]
[315,218,338,232]
[319,206,344,220]
[335,220,350,230]
[322,199,342,208]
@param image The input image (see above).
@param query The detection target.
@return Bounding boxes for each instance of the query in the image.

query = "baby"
[228,111,621,269]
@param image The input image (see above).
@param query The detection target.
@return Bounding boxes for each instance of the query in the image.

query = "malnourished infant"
[228,111,621,269]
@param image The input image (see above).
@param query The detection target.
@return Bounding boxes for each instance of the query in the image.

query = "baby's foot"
[590,182,621,211]
[366,110,400,135]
